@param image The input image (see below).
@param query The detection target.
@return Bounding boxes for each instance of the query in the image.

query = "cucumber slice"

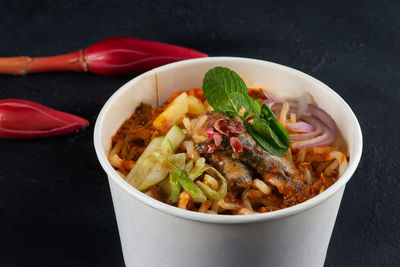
[187,157,206,181]
[169,170,181,203]
[177,170,207,203]
[126,126,185,190]
[184,160,194,172]
[167,153,186,169]
[137,152,186,191]
[160,125,185,156]
[137,162,169,191]
[126,136,164,187]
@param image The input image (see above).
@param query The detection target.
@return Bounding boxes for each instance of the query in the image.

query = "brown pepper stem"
[0,50,87,75]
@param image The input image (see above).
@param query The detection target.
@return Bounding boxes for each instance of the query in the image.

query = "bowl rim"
[94,56,363,224]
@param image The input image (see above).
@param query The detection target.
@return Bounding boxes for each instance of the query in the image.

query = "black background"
[0,1,399,266]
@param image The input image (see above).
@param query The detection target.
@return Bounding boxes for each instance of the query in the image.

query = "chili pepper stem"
[0,50,87,75]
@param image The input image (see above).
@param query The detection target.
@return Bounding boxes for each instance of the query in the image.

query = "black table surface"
[1,1,399,266]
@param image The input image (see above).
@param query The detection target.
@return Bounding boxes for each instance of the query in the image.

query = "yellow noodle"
[238,208,256,215]
[290,113,296,123]
[241,190,253,211]
[253,179,271,195]
[279,102,290,126]
[199,200,212,213]
[218,199,242,211]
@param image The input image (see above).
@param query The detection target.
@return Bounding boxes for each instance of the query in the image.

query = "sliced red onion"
[289,122,322,140]
[271,102,336,133]
[291,117,336,148]
[227,120,244,134]
[268,97,338,148]
[296,92,310,118]
[206,128,215,142]
[213,133,222,147]
[307,104,337,137]
[263,89,281,102]
[230,137,243,153]
[213,118,229,136]
[286,121,315,133]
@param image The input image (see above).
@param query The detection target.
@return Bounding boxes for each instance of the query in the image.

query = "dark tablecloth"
[1,1,399,266]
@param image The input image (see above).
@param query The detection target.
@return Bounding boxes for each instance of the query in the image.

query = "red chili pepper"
[0,99,89,139]
[0,37,208,76]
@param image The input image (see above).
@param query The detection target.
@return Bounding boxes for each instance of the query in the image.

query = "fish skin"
[237,133,298,179]
[237,132,308,205]
[205,152,253,189]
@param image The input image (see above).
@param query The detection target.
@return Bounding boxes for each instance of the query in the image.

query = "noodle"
[316,161,331,176]
[279,102,290,126]
[296,148,307,163]
[324,160,339,176]
[108,141,123,168]
[199,200,212,213]
[182,117,191,132]
[285,147,294,165]
[304,168,312,185]
[211,200,220,213]
[193,115,208,132]
[241,190,253,211]
[290,113,296,123]
[109,154,122,168]
[253,179,271,195]
[183,141,199,161]
[248,189,264,199]
[238,208,256,215]
[326,151,348,176]
[205,210,217,214]
[218,199,242,211]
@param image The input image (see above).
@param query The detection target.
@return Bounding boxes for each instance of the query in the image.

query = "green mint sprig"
[202,66,290,157]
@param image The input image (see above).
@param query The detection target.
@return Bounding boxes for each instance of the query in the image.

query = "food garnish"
[202,67,290,156]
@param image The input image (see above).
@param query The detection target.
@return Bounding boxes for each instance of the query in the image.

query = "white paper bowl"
[94,57,362,267]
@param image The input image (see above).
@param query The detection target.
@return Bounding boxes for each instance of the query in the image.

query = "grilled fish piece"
[196,143,252,189]
[237,133,298,179]
[204,152,252,189]
[237,133,308,204]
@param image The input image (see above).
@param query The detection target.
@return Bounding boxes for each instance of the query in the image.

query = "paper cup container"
[94,57,362,267]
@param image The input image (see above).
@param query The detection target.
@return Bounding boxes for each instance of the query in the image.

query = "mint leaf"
[250,118,289,149]
[230,92,253,118]
[248,97,261,118]
[202,67,249,115]
[260,104,290,149]
[246,120,289,157]
[260,104,276,120]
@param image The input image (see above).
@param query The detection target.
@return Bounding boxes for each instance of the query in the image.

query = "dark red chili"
[0,99,89,139]
[0,37,208,76]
